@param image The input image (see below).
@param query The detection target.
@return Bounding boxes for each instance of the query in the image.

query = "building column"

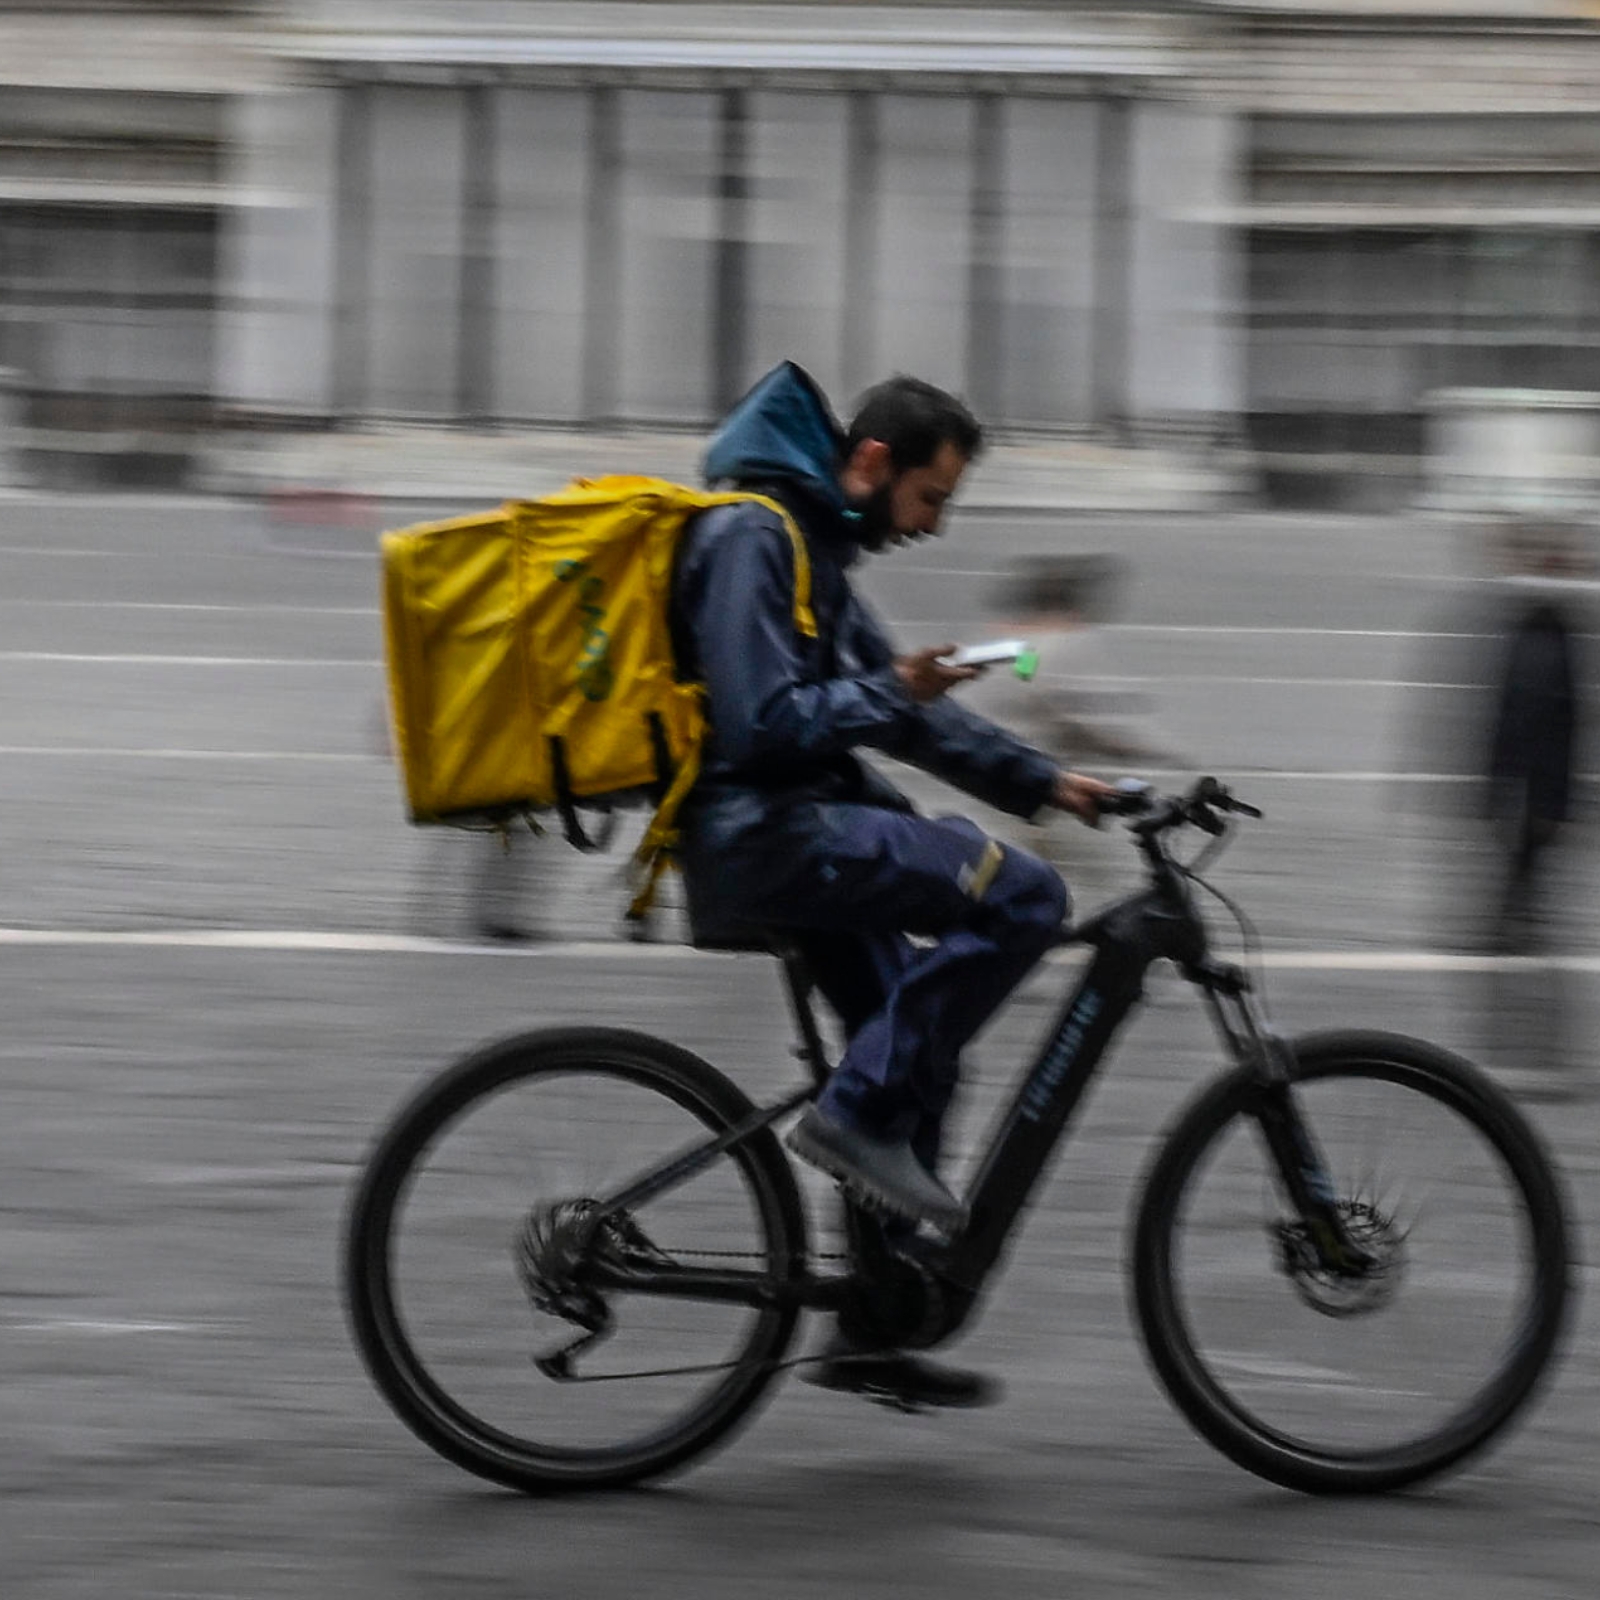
[0,365,24,486]
[997,95,1099,430]
[215,86,341,419]
[745,89,850,407]
[491,85,592,425]
[711,86,750,416]
[1121,101,1244,442]
[363,86,469,419]
[457,84,497,423]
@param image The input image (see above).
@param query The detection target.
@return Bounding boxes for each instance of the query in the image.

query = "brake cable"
[1175,826,1272,1006]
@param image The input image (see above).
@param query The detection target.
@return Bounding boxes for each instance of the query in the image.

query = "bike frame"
[585,817,1361,1331]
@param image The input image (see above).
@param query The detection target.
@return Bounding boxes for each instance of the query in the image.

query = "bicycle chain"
[655,1247,850,1262]
[533,1247,854,1384]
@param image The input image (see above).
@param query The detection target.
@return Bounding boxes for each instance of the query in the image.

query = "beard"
[845,479,898,553]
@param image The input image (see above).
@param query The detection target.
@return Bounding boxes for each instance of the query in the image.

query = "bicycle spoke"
[393,1075,766,1444]
[346,1031,805,1490]
[1175,1070,1536,1454]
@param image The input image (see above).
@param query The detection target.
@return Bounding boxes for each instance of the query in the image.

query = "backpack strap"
[625,715,706,922]
[694,490,817,641]
[547,735,601,851]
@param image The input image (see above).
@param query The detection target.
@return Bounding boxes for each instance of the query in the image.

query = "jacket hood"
[702,362,847,519]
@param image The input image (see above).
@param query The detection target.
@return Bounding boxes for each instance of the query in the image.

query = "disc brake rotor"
[1275,1198,1405,1317]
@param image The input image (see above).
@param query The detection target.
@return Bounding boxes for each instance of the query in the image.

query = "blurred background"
[0,0,1597,506]
[7,4,1600,1597]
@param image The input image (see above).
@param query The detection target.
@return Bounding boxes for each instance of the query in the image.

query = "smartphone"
[940,638,1030,668]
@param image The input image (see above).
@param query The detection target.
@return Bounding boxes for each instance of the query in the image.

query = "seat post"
[774,944,832,1089]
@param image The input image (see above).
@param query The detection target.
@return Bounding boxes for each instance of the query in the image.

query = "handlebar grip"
[1193,775,1263,821]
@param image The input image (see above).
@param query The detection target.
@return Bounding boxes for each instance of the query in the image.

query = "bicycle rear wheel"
[345,1027,807,1493]
[1133,1030,1571,1494]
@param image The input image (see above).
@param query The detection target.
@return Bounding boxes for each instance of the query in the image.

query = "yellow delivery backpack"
[380,476,816,915]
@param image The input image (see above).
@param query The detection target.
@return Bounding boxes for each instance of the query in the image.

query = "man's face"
[847,438,970,552]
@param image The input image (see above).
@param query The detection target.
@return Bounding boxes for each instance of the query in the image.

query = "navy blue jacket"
[670,363,1059,918]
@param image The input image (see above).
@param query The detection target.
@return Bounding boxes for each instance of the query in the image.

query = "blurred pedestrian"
[1458,515,1593,1101]
[961,553,1188,907]
[1484,518,1587,954]
[372,685,567,944]
[471,825,555,943]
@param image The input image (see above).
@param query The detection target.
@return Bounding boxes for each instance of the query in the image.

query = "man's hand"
[1051,771,1118,825]
[894,643,979,705]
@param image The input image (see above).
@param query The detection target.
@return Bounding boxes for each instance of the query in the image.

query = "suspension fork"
[1198,964,1375,1274]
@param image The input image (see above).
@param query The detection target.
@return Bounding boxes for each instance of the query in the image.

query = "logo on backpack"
[555,560,613,703]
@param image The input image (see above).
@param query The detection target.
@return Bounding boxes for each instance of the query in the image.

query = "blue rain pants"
[712,803,1069,1156]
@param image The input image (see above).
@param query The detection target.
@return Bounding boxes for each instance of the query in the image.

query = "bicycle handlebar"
[1097,776,1263,837]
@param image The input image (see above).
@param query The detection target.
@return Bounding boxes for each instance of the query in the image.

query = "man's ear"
[842,436,892,489]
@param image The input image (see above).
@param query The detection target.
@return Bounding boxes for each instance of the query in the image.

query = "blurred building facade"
[4,1,1600,494]
[0,1,260,479]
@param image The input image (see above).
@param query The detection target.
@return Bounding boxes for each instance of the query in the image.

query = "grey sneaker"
[787,1106,967,1234]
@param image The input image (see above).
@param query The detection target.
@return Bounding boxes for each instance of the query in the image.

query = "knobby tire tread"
[344,1026,808,1493]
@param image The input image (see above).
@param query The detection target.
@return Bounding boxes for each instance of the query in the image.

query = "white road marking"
[0,926,1591,973]
[0,601,1516,638]
[0,600,376,615]
[0,746,368,761]
[1104,625,1491,639]
[0,546,239,559]
[0,748,1526,781]
[0,651,1487,687]
[2,1316,231,1336]
[0,652,376,667]
[1137,769,1481,782]
[1095,676,1468,689]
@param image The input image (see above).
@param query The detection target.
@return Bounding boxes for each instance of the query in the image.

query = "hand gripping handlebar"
[1098,775,1263,837]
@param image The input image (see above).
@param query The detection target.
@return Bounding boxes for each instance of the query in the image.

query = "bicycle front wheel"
[1133,1030,1571,1494]
[345,1027,808,1493]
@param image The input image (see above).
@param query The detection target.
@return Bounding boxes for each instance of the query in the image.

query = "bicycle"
[344,776,1572,1496]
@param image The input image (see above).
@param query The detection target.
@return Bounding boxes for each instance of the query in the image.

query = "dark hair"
[843,375,984,471]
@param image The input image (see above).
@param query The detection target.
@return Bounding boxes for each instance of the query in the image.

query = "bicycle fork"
[1198,962,1376,1278]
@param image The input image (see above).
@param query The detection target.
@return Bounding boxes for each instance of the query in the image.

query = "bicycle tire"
[1132,1029,1572,1495]
[345,1026,808,1493]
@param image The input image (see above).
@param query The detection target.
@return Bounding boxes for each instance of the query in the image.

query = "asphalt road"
[2,493,1598,1598]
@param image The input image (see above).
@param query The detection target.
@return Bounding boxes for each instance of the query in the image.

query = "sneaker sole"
[801,1357,1000,1411]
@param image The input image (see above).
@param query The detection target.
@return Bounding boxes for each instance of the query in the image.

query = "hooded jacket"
[671,362,1059,920]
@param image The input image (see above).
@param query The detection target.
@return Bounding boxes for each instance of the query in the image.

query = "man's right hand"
[894,643,980,704]
[1051,771,1118,824]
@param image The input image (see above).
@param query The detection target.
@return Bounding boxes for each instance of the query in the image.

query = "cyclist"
[670,361,1111,1406]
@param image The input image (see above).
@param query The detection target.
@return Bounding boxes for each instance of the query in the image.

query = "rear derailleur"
[513,1198,673,1380]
